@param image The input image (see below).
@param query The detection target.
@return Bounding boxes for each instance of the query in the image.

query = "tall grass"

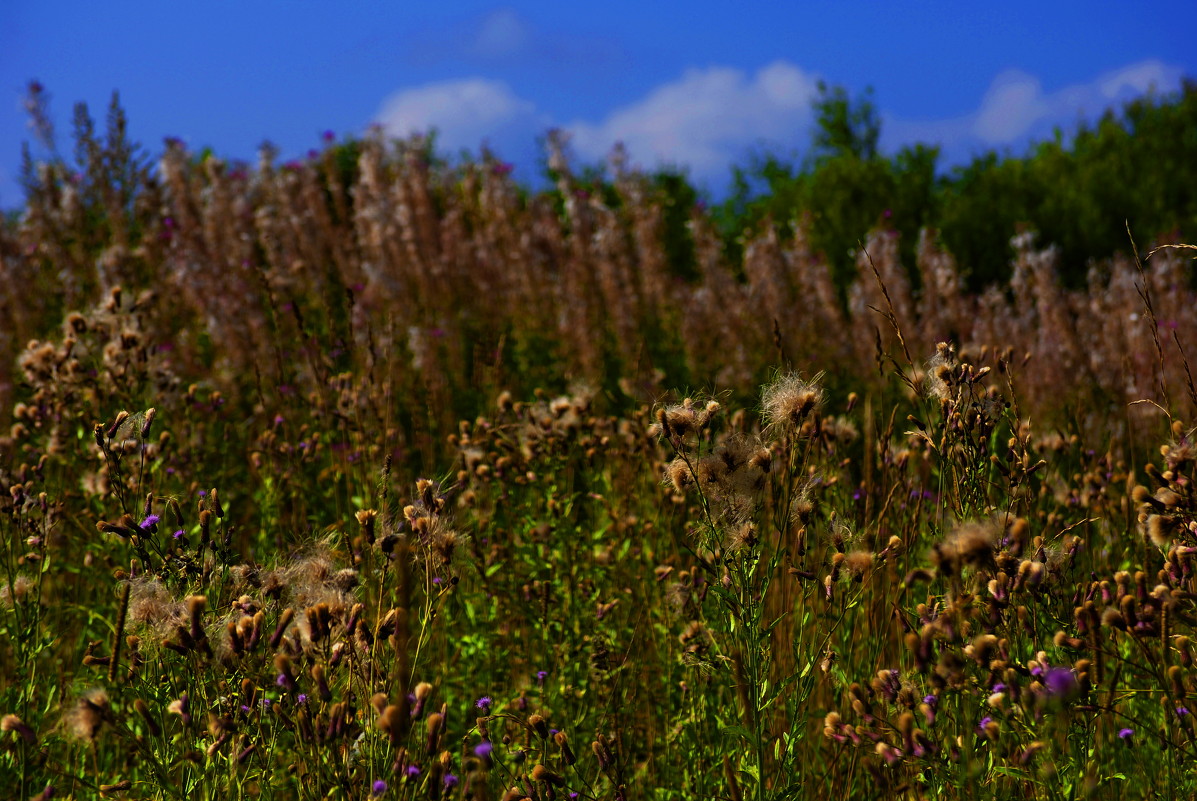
[2,100,1197,799]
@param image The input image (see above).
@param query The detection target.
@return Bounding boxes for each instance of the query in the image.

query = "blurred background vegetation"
[12,79,1197,296]
[715,79,1197,292]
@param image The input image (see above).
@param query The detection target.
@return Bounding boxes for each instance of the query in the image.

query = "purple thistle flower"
[1043,667,1077,698]
[474,741,493,759]
[405,765,421,778]
[443,774,458,789]
[296,694,307,705]
[978,716,993,731]
[1118,727,1134,740]
[1176,706,1190,717]
[172,529,184,540]
[475,696,492,713]
[536,670,548,686]
[139,515,160,530]
[372,779,387,796]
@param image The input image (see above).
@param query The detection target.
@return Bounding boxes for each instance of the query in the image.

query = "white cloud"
[884,58,1184,162]
[373,78,546,155]
[371,58,1185,192]
[567,61,822,177]
[372,61,824,186]
[972,70,1050,144]
[469,8,530,59]
[404,7,624,70]
[1099,60,1178,98]
[970,60,1182,146]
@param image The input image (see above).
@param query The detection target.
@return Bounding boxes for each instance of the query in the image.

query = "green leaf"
[720,724,754,744]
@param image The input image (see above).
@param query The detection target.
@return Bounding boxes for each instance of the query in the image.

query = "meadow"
[3,100,1197,800]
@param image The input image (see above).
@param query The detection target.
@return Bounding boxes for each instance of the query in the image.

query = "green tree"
[811,81,881,162]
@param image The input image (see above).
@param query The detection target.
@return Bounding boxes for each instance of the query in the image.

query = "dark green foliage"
[719,79,1197,291]
[811,81,881,162]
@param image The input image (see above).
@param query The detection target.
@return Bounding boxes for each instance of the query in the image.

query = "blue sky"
[2,1,1194,206]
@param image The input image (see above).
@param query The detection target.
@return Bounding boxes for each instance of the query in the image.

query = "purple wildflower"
[372,779,387,796]
[443,774,458,789]
[405,765,421,779]
[139,515,160,530]
[1043,667,1077,698]
[474,741,493,760]
[296,694,308,705]
[536,670,548,686]
[475,696,492,713]
[1118,727,1134,740]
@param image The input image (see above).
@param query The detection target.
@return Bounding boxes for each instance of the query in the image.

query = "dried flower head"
[761,372,825,431]
[64,688,109,742]
[926,342,957,400]
[931,520,1000,576]
[664,457,695,493]
[0,575,35,607]
[650,397,717,440]
[2,714,36,744]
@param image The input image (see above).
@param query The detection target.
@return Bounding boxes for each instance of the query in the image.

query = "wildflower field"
[4,98,1197,801]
